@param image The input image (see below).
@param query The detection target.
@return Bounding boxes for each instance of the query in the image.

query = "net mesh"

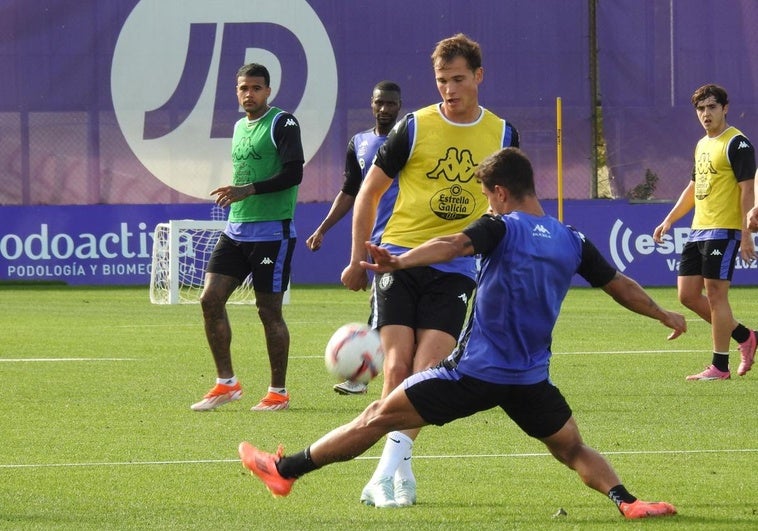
[149,220,255,304]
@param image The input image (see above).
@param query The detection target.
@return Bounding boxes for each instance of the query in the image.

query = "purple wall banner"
[1,202,755,287]
[1,1,757,288]
[2,1,756,203]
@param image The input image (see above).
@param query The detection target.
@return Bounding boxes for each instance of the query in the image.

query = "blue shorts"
[404,363,572,439]
[207,233,294,293]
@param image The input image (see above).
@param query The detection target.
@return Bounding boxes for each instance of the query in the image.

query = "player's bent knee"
[356,399,395,431]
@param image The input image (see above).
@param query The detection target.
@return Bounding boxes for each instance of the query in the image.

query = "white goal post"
[149,220,289,305]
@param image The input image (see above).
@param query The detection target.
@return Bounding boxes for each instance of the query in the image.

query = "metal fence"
[1,0,756,205]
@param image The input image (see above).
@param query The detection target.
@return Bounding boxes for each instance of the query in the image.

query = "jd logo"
[111,0,337,199]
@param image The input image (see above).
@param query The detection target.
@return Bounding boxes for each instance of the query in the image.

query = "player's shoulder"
[271,110,301,139]
[565,223,586,239]
[480,106,501,119]
[412,104,440,119]
[480,106,519,144]
[270,107,298,124]
[277,111,299,123]
[730,130,754,149]
[352,127,378,140]
[479,106,512,123]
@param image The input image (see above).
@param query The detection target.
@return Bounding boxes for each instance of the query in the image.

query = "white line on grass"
[290,349,705,360]
[2,448,756,470]
[0,351,703,363]
[555,349,707,355]
[0,358,138,362]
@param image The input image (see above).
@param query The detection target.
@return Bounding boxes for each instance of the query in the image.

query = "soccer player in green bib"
[191,63,304,412]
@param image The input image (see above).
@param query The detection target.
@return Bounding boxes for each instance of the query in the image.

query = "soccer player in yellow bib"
[340,33,519,507]
[653,84,757,381]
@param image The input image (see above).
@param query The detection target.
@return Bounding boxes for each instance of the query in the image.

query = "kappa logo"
[532,224,551,238]
[232,136,262,162]
[284,118,298,127]
[710,249,723,257]
[457,293,468,305]
[738,141,750,149]
[427,147,477,183]
[111,1,336,199]
[260,257,274,265]
[696,152,717,176]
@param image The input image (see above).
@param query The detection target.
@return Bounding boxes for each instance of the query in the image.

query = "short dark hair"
[691,84,728,107]
[476,147,536,200]
[236,63,270,87]
[431,33,482,71]
[373,80,401,95]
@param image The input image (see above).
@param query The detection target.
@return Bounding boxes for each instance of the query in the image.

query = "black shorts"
[372,266,476,337]
[206,233,294,293]
[679,236,739,281]
[404,365,572,439]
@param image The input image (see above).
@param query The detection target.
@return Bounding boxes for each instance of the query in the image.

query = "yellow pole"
[556,97,563,222]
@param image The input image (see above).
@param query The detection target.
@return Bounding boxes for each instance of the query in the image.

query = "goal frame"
[154,220,224,304]
[149,219,289,305]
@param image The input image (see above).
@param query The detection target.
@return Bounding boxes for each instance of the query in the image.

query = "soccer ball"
[324,323,384,384]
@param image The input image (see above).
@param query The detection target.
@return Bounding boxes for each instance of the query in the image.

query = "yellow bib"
[382,105,507,247]
[693,126,744,230]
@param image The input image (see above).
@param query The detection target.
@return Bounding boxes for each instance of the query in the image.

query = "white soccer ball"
[324,323,384,384]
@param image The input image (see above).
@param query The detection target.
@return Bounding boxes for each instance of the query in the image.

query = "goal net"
[149,220,263,305]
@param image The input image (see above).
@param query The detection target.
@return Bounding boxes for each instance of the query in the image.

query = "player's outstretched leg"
[619,500,677,519]
[239,442,295,497]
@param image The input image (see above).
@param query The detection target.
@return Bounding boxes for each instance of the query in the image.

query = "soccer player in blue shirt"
[238,147,686,519]
[306,81,402,395]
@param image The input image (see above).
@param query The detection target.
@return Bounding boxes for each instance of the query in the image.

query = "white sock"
[217,376,237,386]
[268,386,287,395]
[394,438,415,483]
[370,431,413,482]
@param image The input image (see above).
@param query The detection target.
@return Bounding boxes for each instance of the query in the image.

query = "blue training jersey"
[457,212,605,385]
[346,129,399,244]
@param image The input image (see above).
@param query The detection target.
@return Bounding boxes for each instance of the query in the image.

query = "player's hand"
[306,231,323,251]
[360,242,398,273]
[739,234,756,264]
[652,221,670,244]
[210,184,253,207]
[661,311,687,340]
[341,262,368,291]
[747,205,758,233]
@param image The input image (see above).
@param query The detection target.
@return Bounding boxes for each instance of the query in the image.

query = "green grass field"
[1,284,756,530]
